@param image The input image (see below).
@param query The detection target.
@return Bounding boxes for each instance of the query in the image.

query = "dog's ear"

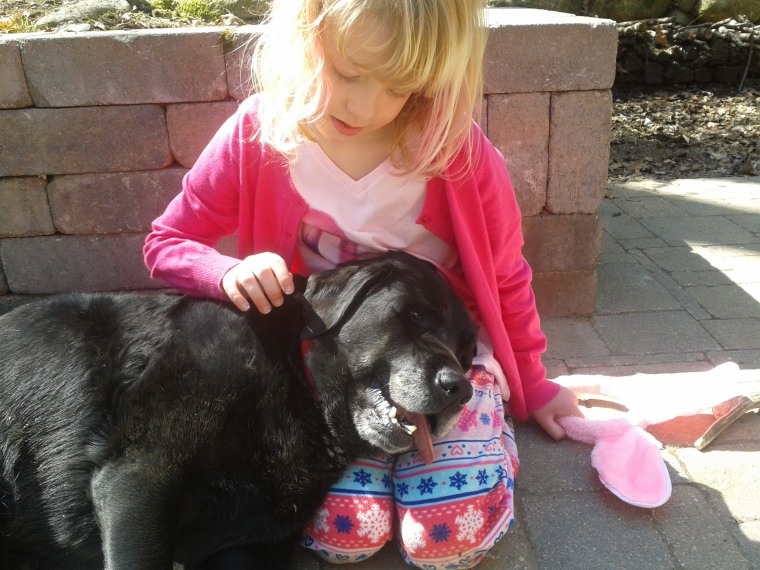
[292,274,309,294]
[299,260,396,339]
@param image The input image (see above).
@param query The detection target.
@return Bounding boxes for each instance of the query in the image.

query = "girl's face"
[314,18,412,148]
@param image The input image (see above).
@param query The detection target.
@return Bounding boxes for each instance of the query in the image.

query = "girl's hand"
[222,252,295,313]
[532,385,584,440]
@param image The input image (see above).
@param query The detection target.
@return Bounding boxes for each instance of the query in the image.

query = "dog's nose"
[436,371,473,406]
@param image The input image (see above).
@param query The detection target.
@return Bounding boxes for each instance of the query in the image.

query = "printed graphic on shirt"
[299,209,378,269]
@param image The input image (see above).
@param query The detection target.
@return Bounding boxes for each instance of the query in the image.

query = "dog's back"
[0,295,164,566]
[0,292,340,568]
[0,294,189,565]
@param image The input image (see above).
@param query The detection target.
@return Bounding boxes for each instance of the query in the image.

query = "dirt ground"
[610,84,760,181]
[3,1,759,181]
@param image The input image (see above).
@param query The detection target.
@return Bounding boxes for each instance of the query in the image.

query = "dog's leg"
[199,542,299,570]
[91,456,179,570]
[195,536,301,570]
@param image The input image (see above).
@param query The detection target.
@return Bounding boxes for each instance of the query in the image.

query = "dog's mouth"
[365,384,439,464]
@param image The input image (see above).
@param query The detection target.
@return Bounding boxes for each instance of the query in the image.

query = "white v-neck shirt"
[289,142,458,273]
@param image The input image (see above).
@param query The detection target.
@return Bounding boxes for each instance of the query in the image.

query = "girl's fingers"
[222,267,255,312]
[267,254,295,296]
[223,253,295,314]
[247,266,283,312]
[534,414,566,441]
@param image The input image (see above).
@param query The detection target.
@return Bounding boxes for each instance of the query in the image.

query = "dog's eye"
[408,308,436,329]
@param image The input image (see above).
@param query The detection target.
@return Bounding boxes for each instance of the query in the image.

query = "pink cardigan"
[144,96,559,420]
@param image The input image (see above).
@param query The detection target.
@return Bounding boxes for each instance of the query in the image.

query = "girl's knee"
[396,489,515,570]
[398,519,513,569]
[303,456,395,562]
[302,496,394,563]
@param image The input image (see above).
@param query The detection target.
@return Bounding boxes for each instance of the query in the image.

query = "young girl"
[144,0,582,567]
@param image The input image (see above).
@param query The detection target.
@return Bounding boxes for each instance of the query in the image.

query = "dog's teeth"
[390,417,399,425]
[388,406,397,419]
[405,423,417,434]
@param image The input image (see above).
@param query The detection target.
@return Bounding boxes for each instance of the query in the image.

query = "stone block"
[639,215,757,247]
[0,177,55,237]
[167,101,240,168]
[47,168,187,235]
[547,90,613,214]
[594,311,721,355]
[486,93,549,216]
[18,29,228,107]
[0,234,160,294]
[0,106,172,177]
[596,262,681,314]
[484,9,617,94]
[687,284,760,319]
[522,214,601,272]
[673,446,760,523]
[542,316,609,360]
[532,269,597,317]
[521,491,671,569]
[0,40,32,109]
[477,95,488,134]
[225,25,260,101]
[651,482,743,568]
[514,422,599,493]
[701,318,760,350]
[0,262,8,295]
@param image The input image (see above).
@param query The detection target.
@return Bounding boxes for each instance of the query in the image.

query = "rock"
[669,8,695,26]
[592,0,671,22]
[674,0,699,12]
[696,0,760,22]
[36,0,131,28]
[739,157,756,175]
[63,23,95,32]
[487,0,584,14]
[210,0,270,20]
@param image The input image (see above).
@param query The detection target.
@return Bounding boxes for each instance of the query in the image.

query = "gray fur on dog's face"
[303,252,478,460]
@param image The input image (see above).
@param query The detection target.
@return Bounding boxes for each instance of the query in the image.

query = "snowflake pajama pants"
[302,366,519,569]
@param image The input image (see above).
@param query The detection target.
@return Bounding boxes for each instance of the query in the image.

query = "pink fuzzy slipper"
[557,416,672,508]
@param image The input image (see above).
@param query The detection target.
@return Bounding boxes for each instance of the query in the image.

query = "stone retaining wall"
[0,8,617,317]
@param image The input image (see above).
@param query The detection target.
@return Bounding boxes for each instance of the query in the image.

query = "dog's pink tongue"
[408,413,435,464]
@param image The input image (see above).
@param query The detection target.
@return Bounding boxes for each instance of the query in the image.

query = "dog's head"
[301,251,478,463]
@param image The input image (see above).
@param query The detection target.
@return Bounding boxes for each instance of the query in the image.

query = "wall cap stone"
[18,27,229,107]
[485,8,618,93]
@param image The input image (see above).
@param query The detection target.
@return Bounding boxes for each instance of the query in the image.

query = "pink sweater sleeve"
[471,132,559,416]
[144,103,254,299]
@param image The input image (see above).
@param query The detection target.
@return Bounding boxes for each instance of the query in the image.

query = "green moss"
[149,0,176,10]
[175,0,222,21]
[220,27,236,47]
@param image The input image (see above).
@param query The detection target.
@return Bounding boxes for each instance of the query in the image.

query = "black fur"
[0,252,478,569]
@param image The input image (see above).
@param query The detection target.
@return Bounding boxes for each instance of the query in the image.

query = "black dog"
[0,252,477,569]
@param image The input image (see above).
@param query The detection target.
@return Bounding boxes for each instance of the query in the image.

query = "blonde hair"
[251,0,488,178]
